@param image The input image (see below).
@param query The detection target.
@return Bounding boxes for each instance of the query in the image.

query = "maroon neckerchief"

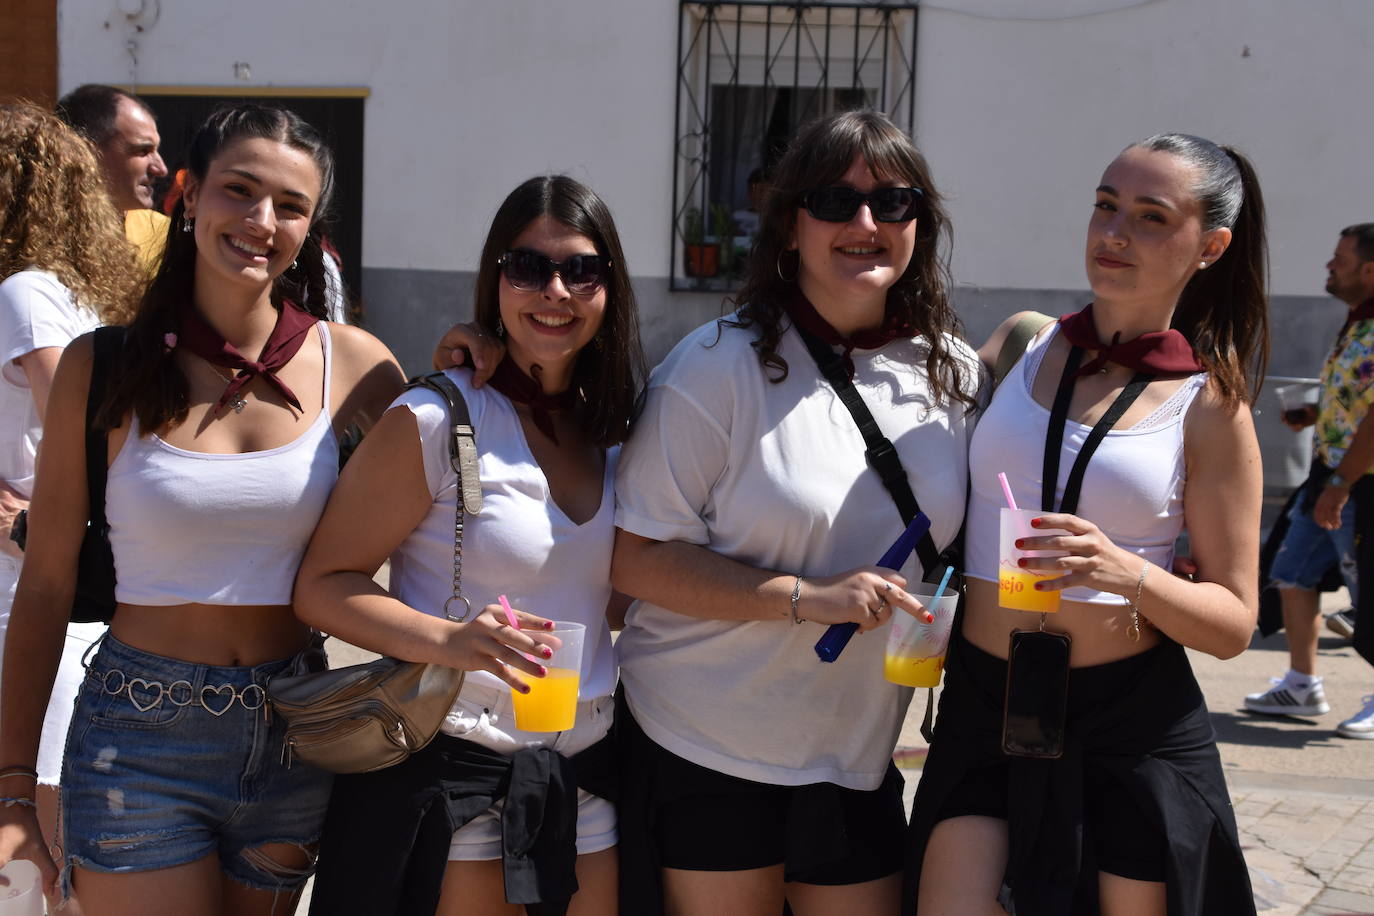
[487,355,577,444]
[177,299,318,416]
[785,289,914,379]
[1057,304,1203,378]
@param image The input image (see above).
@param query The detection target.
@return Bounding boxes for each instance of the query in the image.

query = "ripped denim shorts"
[61,633,332,894]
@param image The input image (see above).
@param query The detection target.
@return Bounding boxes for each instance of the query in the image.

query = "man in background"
[55,84,168,271]
[1246,224,1374,739]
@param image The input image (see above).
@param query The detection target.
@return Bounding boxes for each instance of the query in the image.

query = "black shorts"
[625,704,906,886]
[933,640,1169,885]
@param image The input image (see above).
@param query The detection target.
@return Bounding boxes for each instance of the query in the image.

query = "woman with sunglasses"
[295,175,645,916]
[907,134,1266,915]
[610,110,980,915]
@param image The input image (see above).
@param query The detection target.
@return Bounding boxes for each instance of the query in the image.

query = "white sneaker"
[1244,675,1330,716]
[1336,695,1374,739]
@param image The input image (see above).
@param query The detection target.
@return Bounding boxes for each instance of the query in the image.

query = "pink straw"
[998,473,1019,512]
[497,594,521,630]
[998,472,1033,542]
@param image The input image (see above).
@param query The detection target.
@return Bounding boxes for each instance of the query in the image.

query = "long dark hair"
[100,105,337,432]
[726,109,975,409]
[473,175,646,448]
[1132,133,1269,408]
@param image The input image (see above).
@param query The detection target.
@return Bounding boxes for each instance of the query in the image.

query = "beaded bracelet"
[1127,560,1149,641]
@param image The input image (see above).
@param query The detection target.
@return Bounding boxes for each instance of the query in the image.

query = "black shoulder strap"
[405,372,483,514]
[85,327,122,532]
[794,326,941,577]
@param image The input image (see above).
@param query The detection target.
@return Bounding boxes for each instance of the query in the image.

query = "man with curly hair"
[1246,223,1374,739]
[55,84,169,271]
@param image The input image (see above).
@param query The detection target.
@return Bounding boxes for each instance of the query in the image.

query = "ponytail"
[1134,134,1269,409]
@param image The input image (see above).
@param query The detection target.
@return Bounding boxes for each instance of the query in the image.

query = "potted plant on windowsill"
[681,206,719,278]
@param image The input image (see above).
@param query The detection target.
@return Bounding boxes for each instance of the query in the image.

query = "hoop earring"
[182,217,194,234]
[776,250,799,283]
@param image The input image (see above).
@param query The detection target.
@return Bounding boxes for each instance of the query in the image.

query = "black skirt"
[904,630,1256,916]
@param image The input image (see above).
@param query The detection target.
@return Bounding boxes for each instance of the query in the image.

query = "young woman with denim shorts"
[0,105,537,916]
[294,175,645,916]
[908,135,1269,915]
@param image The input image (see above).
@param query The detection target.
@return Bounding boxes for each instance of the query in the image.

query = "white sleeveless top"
[965,325,1207,605]
[106,323,339,606]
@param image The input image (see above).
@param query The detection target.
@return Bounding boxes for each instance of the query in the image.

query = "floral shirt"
[1316,315,1374,472]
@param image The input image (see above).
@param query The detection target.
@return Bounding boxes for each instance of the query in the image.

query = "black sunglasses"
[498,249,611,296]
[799,186,923,223]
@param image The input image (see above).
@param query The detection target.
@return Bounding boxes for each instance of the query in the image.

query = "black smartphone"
[1002,628,1071,759]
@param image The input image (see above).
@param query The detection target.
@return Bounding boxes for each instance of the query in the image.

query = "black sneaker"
[1325,608,1357,639]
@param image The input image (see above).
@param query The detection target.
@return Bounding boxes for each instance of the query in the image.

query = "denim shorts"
[1271,494,1359,600]
[61,634,333,893]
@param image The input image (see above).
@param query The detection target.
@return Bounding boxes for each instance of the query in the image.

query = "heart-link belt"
[86,666,270,718]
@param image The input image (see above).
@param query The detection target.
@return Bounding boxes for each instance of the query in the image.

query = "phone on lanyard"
[1002,628,1072,758]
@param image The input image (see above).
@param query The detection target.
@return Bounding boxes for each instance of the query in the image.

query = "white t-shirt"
[0,270,100,497]
[615,315,982,790]
[388,370,619,721]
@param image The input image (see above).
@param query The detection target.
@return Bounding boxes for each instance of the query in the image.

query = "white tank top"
[966,325,1207,605]
[106,323,339,606]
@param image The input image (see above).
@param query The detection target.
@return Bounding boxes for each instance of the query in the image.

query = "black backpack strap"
[795,326,941,578]
[85,327,122,535]
[405,372,482,514]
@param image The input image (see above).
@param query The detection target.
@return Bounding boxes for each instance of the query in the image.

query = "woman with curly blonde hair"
[0,101,142,895]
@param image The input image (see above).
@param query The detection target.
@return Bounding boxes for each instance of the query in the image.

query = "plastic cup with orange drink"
[884,569,958,688]
[510,620,584,732]
[998,507,1070,612]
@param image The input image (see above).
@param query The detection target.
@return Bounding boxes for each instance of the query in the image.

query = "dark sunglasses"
[799,186,923,223]
[498,249,611,296]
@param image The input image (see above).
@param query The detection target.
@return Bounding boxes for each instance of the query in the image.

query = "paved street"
[311,568,1374,914]
[895,589,1374,915]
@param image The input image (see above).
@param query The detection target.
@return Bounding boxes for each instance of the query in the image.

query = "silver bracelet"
[790,576,805,625]
[1127,560,1149,641]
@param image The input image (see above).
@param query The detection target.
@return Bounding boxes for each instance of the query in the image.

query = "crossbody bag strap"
[405,372,483,621]
[86,327,122,532]
[795,326,941,577]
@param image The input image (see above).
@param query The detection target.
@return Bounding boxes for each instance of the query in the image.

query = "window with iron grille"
[672,1,920,291]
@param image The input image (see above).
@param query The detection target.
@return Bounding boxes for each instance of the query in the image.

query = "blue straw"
[932,565,955,602]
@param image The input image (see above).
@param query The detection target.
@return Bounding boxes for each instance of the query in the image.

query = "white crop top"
[106,323,339,606]
[966,325,1206,605]
[387,369,619,710]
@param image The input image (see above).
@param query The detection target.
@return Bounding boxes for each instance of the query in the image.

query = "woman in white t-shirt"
[0,103,142,897]
[610,110,981,914]
[294,175,646,915]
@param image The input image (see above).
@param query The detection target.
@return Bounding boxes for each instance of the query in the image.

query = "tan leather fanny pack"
[268,371,481,774]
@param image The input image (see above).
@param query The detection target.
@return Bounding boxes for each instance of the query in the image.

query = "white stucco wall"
[56,0,1374,296]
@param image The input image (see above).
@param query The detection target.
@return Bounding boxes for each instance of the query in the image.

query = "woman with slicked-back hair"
[0,104,531,916]
[610,109,981,914]
[908,133,1267,915]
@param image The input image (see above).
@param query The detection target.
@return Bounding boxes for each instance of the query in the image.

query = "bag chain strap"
[445,490,471,621]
